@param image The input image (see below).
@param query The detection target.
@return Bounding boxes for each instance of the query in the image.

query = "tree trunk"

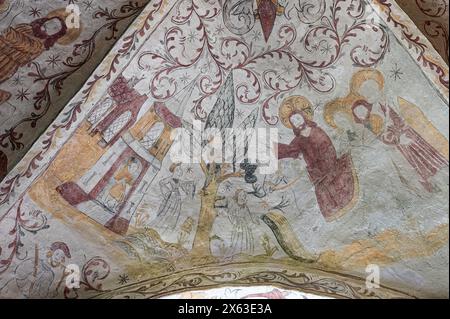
[191,177,219,257]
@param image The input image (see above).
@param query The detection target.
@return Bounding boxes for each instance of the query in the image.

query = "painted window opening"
[141,122,165,149]
[89,98,115,125]
[103,111,132,144]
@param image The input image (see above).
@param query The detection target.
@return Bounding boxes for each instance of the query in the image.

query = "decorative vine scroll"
[139,0,389,124]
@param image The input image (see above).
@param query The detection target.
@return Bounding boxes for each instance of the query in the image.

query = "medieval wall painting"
[0,0,449,299]
[0,0,158,181]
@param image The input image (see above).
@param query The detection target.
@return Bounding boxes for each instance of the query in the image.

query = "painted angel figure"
[216,189,259,256]
[151,163,195,231]
[324,69,449,193]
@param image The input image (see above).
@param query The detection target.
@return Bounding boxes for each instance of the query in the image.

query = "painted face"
[352,99,373,126]
[359,80,383,105]
[289,113,305,129]
[106,199,116,209]
[237,191,247,206]
[353,103,370,122]
[173,166,183,179]
[50,249,66,267]
[128,160,140,175]
[42,18,63,37]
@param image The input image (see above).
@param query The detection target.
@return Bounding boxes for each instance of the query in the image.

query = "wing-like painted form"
[398,97,449,160]
[204,72,236,136]
[181,72,236,159]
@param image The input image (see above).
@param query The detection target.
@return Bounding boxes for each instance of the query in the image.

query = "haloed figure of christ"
[276,96,358,222]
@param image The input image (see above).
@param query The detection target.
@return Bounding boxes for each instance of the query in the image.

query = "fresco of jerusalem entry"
[0,0,448,299]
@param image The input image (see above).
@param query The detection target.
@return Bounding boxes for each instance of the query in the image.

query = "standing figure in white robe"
[152,164,195,231]
[218,189,259,256]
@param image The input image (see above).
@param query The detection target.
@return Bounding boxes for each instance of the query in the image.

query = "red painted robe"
[380,106,448,192]
[278,122,356,221]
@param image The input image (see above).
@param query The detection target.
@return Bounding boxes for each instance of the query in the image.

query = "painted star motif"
[282,65,292,76]
[82,0,94,11]
[215,24,225,35]
[311,43,320,52]
[46,55,61,68]
[389,63,404,81]
[180,73,191,85]
[224,181,233,192]
[320,43,333,55]
[187,30,197,43]
[29,7,42,18]
[12,74,22,87]
[118,274,130,285]
[16,88,30,101]
[251,30,262,41]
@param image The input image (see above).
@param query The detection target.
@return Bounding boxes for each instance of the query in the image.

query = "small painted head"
[47,242,71,267]
[324,69,386,132]
[234,189,248,206]
[350,69,385,107]
[170,163,183,179]
[31,16,69,49]
[352,100,372,125]
[41,17,65,37]
[289,112,306,130]
[44,8,83,46]
[358,78,384,106]
[279,96,314,130]
[127,157,141,176]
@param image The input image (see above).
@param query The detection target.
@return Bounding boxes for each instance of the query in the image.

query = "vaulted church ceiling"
[0,0,448,299]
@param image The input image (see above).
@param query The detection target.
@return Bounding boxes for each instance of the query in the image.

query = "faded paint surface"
[0,0,448,299]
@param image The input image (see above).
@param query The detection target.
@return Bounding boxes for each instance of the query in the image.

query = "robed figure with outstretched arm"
[276,96,359,222]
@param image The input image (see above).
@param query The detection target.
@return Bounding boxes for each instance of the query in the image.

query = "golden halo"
[323,69,386,130]
[46,8,82,45]
[350,69,385,95]
[279,96,314,129]
[0,1,9,13]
